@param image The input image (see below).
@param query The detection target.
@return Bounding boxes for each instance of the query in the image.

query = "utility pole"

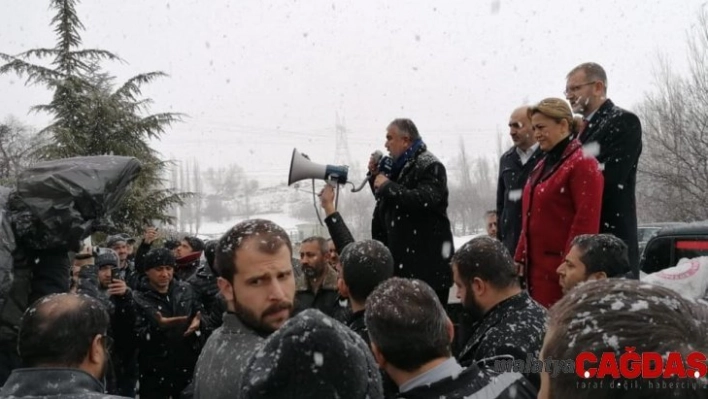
[334,112,358,177]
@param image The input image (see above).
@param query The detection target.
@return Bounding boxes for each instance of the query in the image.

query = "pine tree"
[0,0,184,233]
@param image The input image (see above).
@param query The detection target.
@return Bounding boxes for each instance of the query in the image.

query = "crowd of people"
[0,61,706,399]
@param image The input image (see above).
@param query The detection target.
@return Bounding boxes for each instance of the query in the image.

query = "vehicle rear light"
[675,240,708,250]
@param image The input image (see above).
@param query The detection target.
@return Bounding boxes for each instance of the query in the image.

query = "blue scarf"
[390,139,425,181]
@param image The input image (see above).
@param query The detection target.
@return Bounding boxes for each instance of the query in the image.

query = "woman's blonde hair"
[528,98,579,135]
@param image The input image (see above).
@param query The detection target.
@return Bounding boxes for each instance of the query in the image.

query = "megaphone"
[288,148,349,186]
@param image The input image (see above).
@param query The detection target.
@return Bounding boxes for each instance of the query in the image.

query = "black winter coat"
[187,264,226,338]
[175,254,202,282]
[0,368,128,399]
[370,146,454,292]
[133,280,203,397]
[397,364,536,399]
[133,241,152,274]
[496,147,543,256]
[347,310,368,345]
[578,99,642,274]
[114,260,142,293]
[324,211,356,255]
[457,291,546,390]
[76,265,138,397]
[76,264,136,351]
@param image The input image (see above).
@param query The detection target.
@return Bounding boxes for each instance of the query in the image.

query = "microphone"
[351,150,391,192]
[371,150,384,164]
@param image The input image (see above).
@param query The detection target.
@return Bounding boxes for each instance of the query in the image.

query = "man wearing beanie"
[133,248,204,399]
[76,249,137,397]
[241,308,383,399]
[366,277,537,399]
[191,219,296,399]
[175,235,206,281]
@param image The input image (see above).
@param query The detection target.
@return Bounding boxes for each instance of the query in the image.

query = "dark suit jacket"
[578,99,642,275]
[496,146,543,256]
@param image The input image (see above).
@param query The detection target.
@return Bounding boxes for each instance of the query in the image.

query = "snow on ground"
[453,234,483,249]
[195,213,312,239]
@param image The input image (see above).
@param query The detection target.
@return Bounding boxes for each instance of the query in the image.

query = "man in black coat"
[0,293,128,399]
[77,251,137,397]
[175,236,205,281]
[133,248,203,399]
[566,62,642,275]
[339,239,394,343]
[452,236,547,391]
[186,239,226,339]
[369,118,454,305]
[106,235,141,291]
[366,277,536,399]
[496,106,543,256]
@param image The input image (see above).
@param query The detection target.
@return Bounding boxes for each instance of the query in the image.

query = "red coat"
[514,139,603,308]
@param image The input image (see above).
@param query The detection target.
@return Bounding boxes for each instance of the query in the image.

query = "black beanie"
[95,251,118,268]
[240,309,383,399]
[144,248,176,271]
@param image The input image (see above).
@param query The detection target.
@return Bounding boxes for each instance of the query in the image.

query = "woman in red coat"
[514,98,604,308]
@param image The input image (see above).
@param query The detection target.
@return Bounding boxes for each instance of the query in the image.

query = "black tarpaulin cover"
[8,156,142,251]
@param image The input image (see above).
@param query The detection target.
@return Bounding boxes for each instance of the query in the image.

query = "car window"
[641,237,672,274]
[638,228,661,242]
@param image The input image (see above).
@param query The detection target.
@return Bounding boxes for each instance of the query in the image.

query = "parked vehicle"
[640,222,708,275]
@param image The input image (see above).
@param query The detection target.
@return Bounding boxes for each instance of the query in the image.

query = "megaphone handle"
[334,181,340,211]
[311,179,324,227]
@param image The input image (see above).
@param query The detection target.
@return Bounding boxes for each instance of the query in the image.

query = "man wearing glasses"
[496,106,542,258]
[0,293,127,398]
[565,62,642,276]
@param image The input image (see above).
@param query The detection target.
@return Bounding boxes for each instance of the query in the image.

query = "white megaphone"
[288,148,349,186]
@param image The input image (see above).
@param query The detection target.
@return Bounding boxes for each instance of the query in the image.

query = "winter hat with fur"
[143,248,176,271]
[240,308,383,399]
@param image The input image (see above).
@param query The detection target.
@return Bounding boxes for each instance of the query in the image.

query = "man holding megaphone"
[366,118,454,306]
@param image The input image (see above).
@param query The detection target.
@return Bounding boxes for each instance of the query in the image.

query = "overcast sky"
[0,0,704,186]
